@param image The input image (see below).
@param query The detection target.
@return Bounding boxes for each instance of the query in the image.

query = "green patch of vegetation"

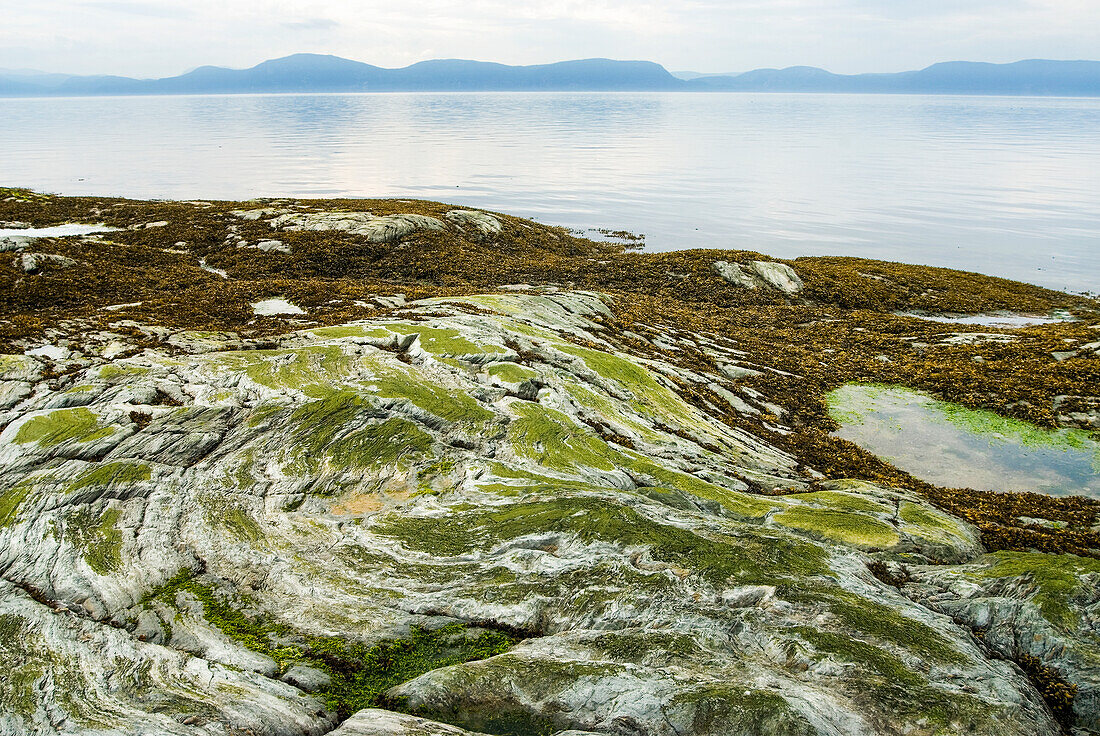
[146,572,517,719]
[485,462,596,491]
[507,403,617,472]
[796,625,991,729]
[327,417,433,470]
[409,655,614,735]
[385,323,505,355]
[97,364,149,382]
[0,611,123,727]
[792,490,892,514]
[898,502,967,544]
[623,453,779,519]
[976,551,1100,630]
[0,187,50,201]
[0,613,46,717]
[62,507,124,575]
[246,402,289,428]
[416,457,457,493]
[13,408,116,447]
[487,362,538,384]
[588,630,702,663]
[670,685,815,736]
[371,365,493,425]
[67,461,151,493]
[558,343,698,427]
[563,381,660,442]
[788,586,966,664]
[199,495,265,545]
[0,354,35,381]
[0,477,40,527]
[375,497,830,588]
[936,400,1099,453]
[217,346,366,399]
[772,507,899,549]
[286,391,434,473]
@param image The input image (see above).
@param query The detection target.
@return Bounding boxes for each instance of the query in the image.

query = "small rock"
[25,344,71,361]
[280,665,332,692]
[17,252,78,273]
[446,210,503,239]
[134,609,166,644]
[712,261,757,289]
[248,239,291,253]
[750,260,804,295]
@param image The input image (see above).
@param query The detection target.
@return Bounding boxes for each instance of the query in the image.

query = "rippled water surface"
[2,92,1098,291]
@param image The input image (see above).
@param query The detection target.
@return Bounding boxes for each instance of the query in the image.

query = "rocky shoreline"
[1,187,1098,735]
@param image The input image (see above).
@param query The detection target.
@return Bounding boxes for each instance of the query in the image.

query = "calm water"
[829,384,1100,498]
[2,92,1098,292]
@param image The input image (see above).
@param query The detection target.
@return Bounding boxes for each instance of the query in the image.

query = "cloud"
[1,0,1098,77]
[80,1,195,18]
[281,18,340,31]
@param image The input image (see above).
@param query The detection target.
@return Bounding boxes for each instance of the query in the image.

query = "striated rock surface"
[0,287,1089,736]
[0,190,1098,736]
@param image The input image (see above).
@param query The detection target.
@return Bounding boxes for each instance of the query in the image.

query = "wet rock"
[0,235,35,252]
[905,552,1100,731]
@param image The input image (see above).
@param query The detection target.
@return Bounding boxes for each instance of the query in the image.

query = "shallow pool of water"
[0,224,115,238]
[896,312,1074,328]
[252,298,305,316]
[828,384,1100,498]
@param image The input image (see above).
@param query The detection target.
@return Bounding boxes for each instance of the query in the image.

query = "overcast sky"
[3,0,1099,78]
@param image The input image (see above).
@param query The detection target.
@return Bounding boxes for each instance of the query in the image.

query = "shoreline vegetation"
[2,185,1099,734]
[2,186,1096,556]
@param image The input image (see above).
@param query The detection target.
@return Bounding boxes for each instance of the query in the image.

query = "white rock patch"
[252,298,306,316]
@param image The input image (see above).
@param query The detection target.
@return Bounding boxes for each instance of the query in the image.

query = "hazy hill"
[12,54,681,96]
[689,59,1100,95]
[2,54,1098,96]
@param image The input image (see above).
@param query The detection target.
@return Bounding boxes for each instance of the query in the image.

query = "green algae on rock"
[0,190,1098,736]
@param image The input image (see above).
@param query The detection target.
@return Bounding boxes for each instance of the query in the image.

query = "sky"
[3,0,1099,78]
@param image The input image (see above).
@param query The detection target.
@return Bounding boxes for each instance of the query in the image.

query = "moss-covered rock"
[0,191,1094,736]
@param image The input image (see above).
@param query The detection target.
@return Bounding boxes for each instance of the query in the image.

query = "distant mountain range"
[2,54,1099,97]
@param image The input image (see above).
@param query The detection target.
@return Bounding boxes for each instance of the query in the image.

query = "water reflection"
[1,92,1099,291]
[828,384,1100,498]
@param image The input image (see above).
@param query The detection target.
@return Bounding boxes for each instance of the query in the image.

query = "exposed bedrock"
[0,289,1093,735]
